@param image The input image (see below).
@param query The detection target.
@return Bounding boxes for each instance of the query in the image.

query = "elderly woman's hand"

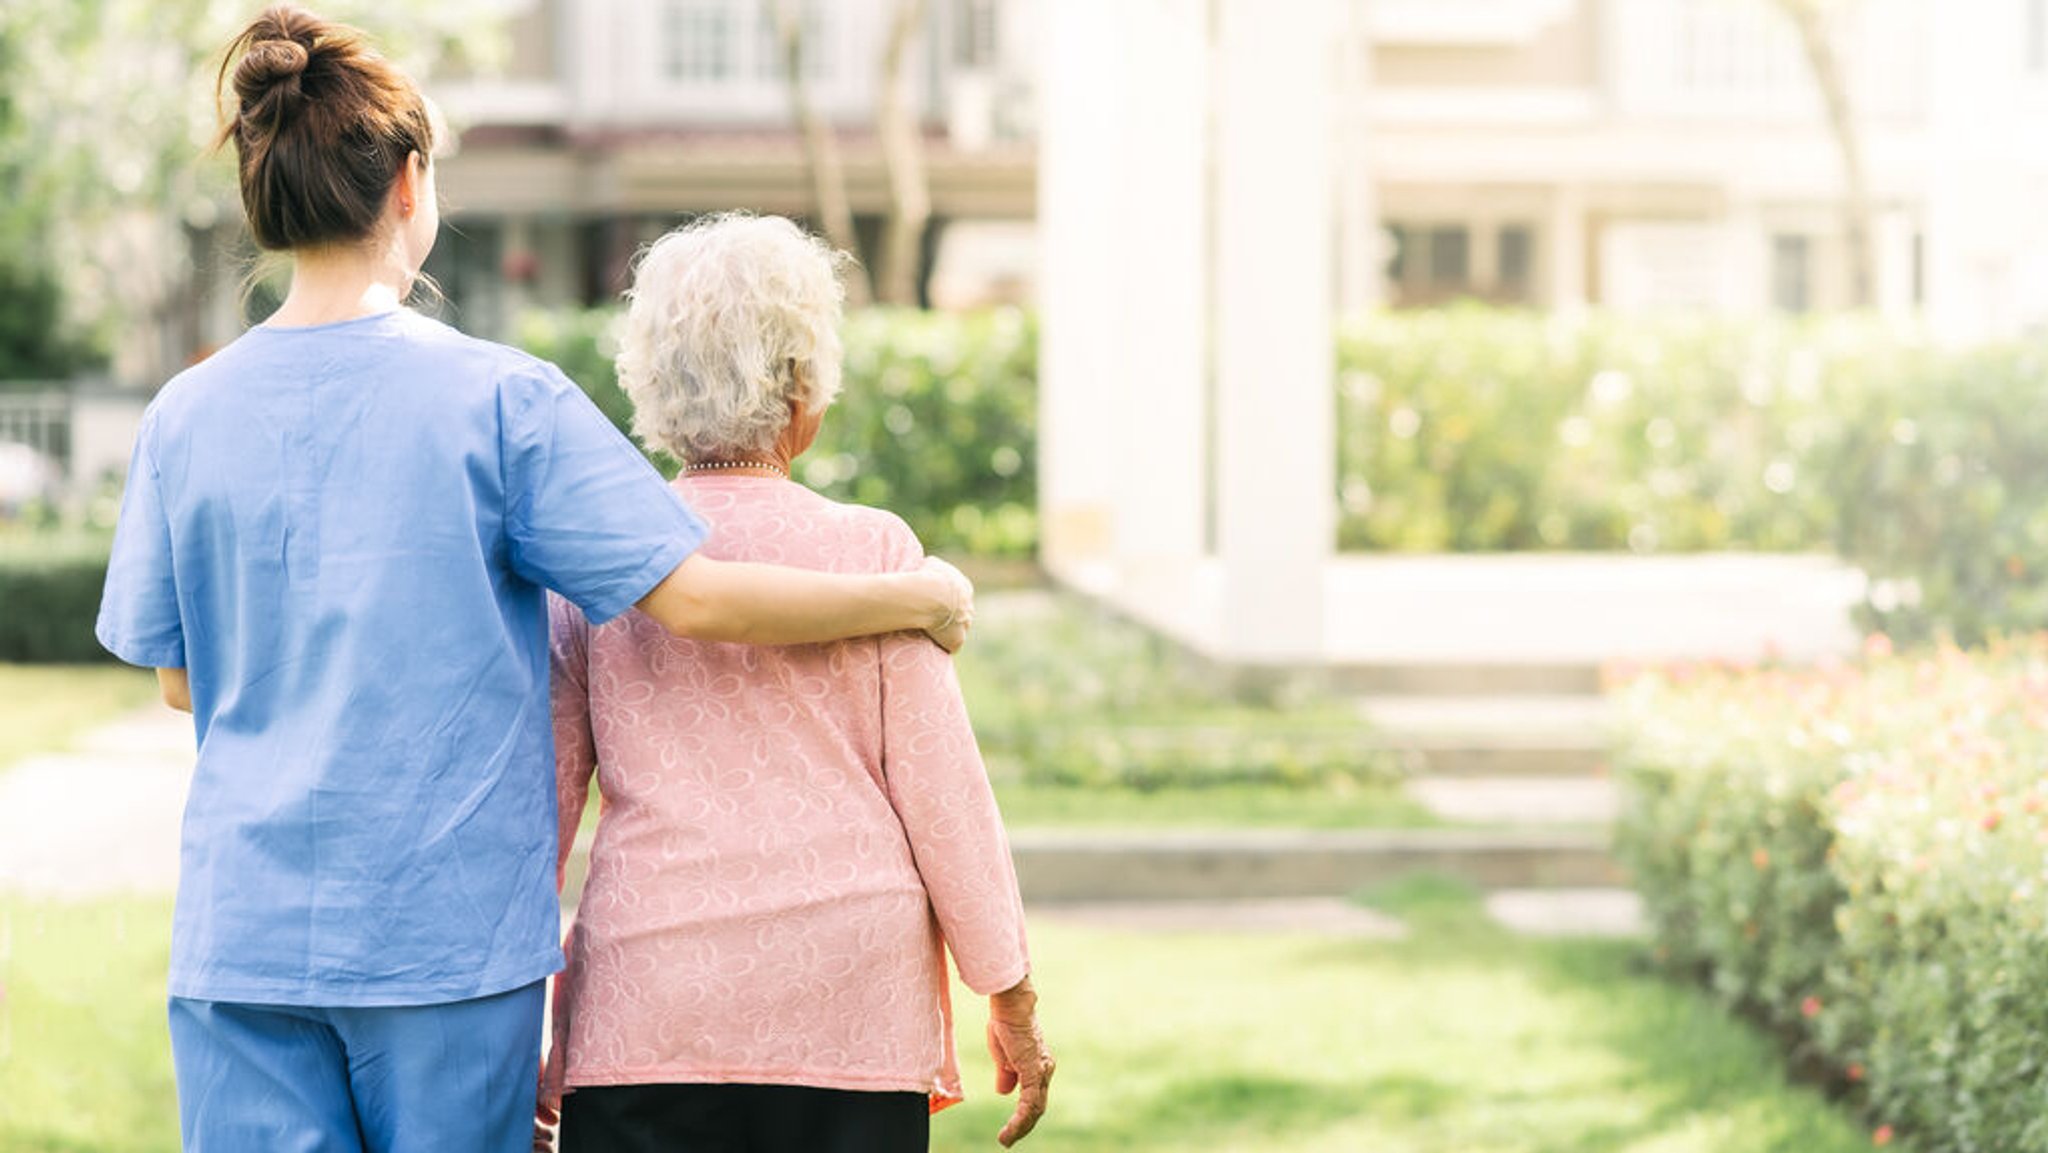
[919,556,976,653]
[987,976,1054,1146]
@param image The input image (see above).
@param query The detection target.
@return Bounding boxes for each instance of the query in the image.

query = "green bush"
[1816,343,2048,646]
[0,535,111,662]
[1334,307,1882,553]
[1338,308,2048,643]
[1616,643,2048,1151]
[955,590,1400,792]
[515,307,1038,558]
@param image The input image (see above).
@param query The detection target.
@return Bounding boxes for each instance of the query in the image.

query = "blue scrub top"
[96,309,707,1007]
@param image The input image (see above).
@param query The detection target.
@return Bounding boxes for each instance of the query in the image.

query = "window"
[1426,227,1471,291]
[1384,221,1475,305]
[1497,225,1534,300]
[662,0,736,83]
[957,0,999,69]
[1771,234,1811,313]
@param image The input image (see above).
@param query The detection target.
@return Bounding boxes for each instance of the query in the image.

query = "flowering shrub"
[1617,641,2048,1151]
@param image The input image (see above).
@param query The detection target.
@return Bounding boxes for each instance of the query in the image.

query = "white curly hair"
[616,213,852,461]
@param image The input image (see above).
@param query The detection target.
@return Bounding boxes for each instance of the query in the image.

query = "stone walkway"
[0,704,193,898]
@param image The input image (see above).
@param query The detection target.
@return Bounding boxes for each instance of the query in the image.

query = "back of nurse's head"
[214,5,436,251]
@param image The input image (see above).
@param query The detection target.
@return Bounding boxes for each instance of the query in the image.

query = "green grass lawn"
[0,891,1880,1153]
[0,664,156,774]
[0,898,178,1153]
[932,901,1882,1153]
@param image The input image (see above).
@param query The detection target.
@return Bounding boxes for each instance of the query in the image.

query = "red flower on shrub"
[1752,848,1771,870]
[1802,995,1822,1019]
[1848,1062,1866,1082]
[1985,810,2004,832]
[1873,1124,1894,1146]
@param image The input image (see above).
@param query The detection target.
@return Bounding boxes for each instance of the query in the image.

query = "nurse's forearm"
[635,553,973,650]
[155,667,191,713]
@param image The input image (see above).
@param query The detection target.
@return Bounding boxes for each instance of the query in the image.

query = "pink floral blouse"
[542,475,1030,1112]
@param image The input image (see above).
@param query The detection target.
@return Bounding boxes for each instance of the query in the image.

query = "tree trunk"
[769,0,870,305]
[874,0,932,307]
[1781,0,1876,310]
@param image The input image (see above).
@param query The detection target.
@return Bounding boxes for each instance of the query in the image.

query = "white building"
[422,0,1041,336]
[1039,0,2048,670]
[1355,0,2048,339]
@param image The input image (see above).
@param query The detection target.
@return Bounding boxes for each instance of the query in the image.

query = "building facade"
[423,0,1040,337]
[1355,0,2048,340]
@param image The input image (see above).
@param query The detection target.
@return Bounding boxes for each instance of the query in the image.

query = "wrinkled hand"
[987,978,1054,1146]
[919,556,976,653]
[532,1084,559,1153]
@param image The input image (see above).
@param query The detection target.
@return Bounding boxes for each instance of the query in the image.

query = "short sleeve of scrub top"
[96,408,186,668]
[500,364,707,624]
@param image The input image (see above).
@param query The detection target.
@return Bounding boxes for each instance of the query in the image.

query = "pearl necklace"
[684,459,787,478]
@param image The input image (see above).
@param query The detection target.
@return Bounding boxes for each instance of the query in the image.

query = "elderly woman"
[541,214,1053,1153]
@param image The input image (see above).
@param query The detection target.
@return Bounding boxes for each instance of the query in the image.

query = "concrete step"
[1008,828,1620,901]
[1362,694,1612,778]
[1406,776,1618,826]
[562,827,1625,909]
[1331,661,1604,698]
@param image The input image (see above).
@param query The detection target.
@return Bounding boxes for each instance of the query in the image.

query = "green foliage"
[0,536,112,662]
[1816,342,2048,646]
[1616,643,2048,1152]
[1339,307,2048,644]
[0,0,509,374]
[1335,307,1870,553]
[955,591,1400,792]
[516,307,1040,558]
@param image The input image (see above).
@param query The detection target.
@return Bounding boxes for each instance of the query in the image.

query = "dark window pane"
[1428,227,1470,289]
[1771,234,1811,313]
[1498,225,1534,297]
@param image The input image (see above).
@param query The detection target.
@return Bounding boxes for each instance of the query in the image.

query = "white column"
[1336,0,1381,316]
[1111,0,1210,565]
[1036,0,1128,576]
[1213,0,1335,664]
[1547,184,1587,310]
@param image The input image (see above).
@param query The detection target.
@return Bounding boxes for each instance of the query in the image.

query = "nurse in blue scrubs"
[93,8,973,1151]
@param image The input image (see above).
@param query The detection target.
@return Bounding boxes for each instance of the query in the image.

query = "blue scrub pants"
[167,981,545,1153]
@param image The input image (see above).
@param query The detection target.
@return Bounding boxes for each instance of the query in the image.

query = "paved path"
[0,704,193,898]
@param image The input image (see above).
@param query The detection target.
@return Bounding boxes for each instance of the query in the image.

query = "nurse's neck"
[262,241,415,330]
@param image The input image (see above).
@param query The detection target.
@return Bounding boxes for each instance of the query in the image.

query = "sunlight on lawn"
[933,918,1878,1153]
[0,664,156,774]
[0,895,1876,1153]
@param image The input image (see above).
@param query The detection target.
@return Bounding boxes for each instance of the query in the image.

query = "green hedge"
[516,307,1038,558]
[0,538,111,662]
[1339,309,2048,644]
[1616,644,2048,1151]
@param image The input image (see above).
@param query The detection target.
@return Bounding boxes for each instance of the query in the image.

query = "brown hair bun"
[213,6,435,252]
[233,38,311,125]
